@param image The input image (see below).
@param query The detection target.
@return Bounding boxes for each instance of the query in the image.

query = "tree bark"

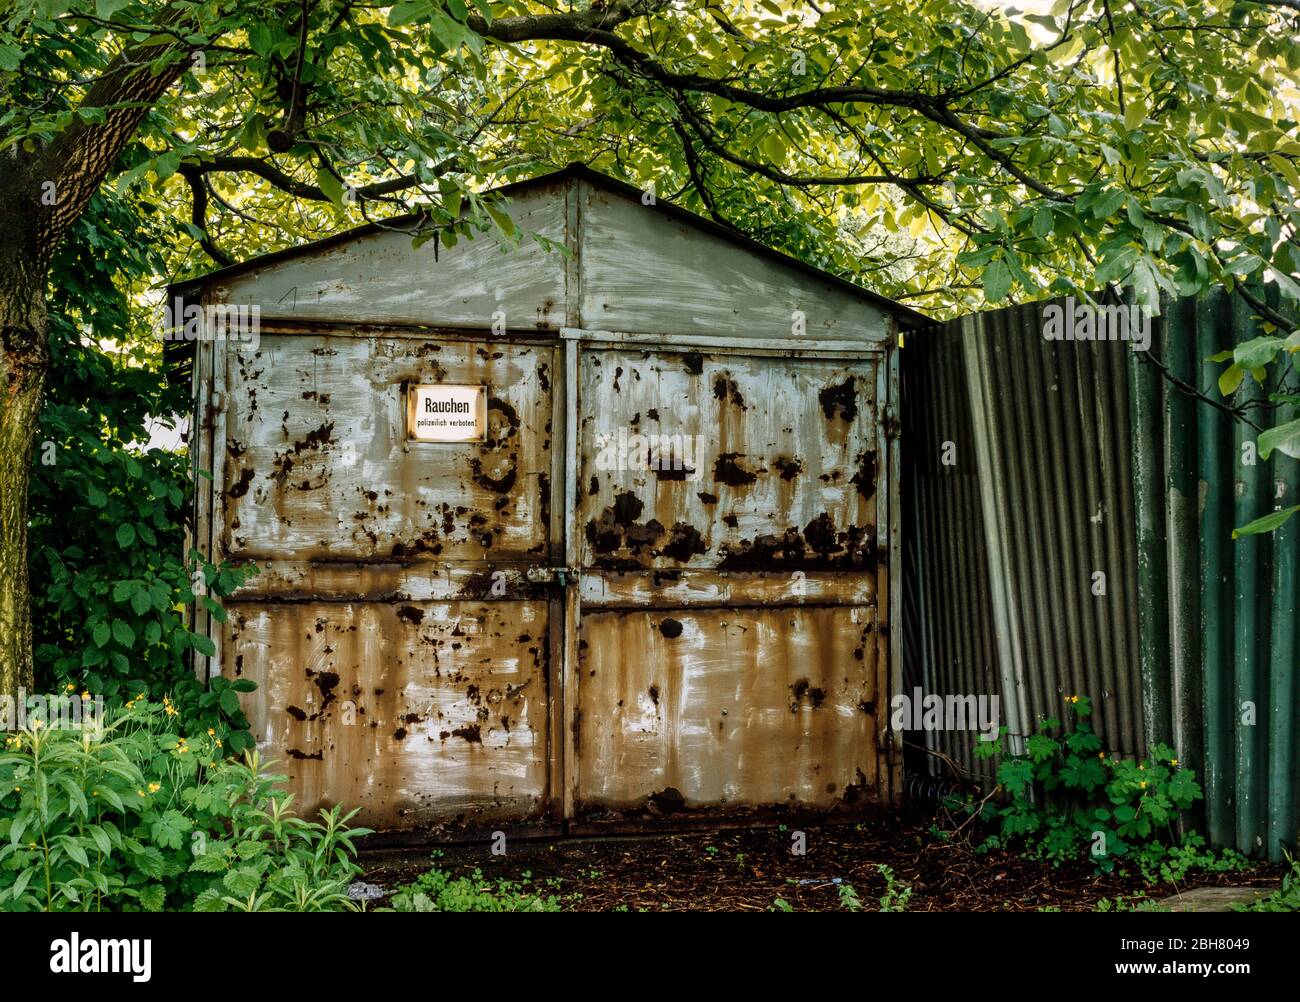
[0,212,48,699]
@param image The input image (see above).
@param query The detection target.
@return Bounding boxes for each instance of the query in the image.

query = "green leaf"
[1233,336,1286,370]
[189,852,229,874]
[486,204,516,238]
[1258,417,1300,460]
[137,884,167,911]
[92,622,111,648]
[1218,363,1246,397]
[982,260,1012,302]
[111,619,135,648]
[223,866,263,897]
[1233,505,1300,539]
[1091,188,1127,220]
[316,168,346,210]
[1031,204,1054,238]
[115,524,136,549]
[1124,100,1146,133]
[388,1,433,29]
[248,24,273,57]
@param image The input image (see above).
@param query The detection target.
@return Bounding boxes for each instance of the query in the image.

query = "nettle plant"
[0,697,369,912]
[969,696,1210,875]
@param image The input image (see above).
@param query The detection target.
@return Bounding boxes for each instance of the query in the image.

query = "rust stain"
[818,376,857,422]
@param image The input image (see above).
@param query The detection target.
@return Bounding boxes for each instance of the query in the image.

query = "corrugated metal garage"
[172,164,921,834]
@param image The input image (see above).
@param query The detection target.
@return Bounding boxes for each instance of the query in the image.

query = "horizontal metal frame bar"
[560,326,886,357]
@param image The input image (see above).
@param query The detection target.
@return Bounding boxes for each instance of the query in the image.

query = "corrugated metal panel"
[905,298,1144,761]
[1130,286,1299,861]
[905,289,1299,860]
[901,322,1000,782]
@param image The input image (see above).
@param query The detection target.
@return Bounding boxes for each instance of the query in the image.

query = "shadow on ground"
[359,807,1284,912]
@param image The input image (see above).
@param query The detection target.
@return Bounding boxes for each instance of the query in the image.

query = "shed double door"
[216,328,896,832]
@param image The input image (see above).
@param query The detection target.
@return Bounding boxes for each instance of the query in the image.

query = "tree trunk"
[0,15,195,700]
[0,258,48,700]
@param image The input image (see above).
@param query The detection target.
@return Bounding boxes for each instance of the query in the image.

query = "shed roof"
[166,164,924,384]
[172,162,923,324]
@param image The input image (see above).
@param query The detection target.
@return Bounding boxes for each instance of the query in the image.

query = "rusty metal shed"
[173,164,923,836]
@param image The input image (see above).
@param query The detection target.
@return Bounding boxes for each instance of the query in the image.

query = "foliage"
[31,181,257,748]
[1238,852,1300,912]
[0,698,370,912]
[876,864,912,912]
[5,2,1298,346]
[387,863,564,912]
[837,881,862,911]
[1094,895,1165,912]
[962,695,1240,878]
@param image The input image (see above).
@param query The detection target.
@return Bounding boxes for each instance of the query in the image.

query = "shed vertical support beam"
[190,319,215,681]
[546,333,568,824]
[887,334,903,802]
[561,338,581,823]
[559,178,584,824]
[206,334,229,682]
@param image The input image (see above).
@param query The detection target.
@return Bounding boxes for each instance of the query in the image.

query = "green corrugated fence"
[903,287,1298,860]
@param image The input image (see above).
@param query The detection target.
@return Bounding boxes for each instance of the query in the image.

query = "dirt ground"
[359,807,1286,912]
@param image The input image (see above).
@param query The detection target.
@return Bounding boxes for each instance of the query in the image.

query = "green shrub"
[0,698,370,912]
[963,695,1244,878]
[387,864,565,912]
[33,188,257,752]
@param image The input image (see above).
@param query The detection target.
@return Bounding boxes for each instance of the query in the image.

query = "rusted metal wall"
[181,166,909,834]
[572,344,897,823]
[217,330,562,832]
